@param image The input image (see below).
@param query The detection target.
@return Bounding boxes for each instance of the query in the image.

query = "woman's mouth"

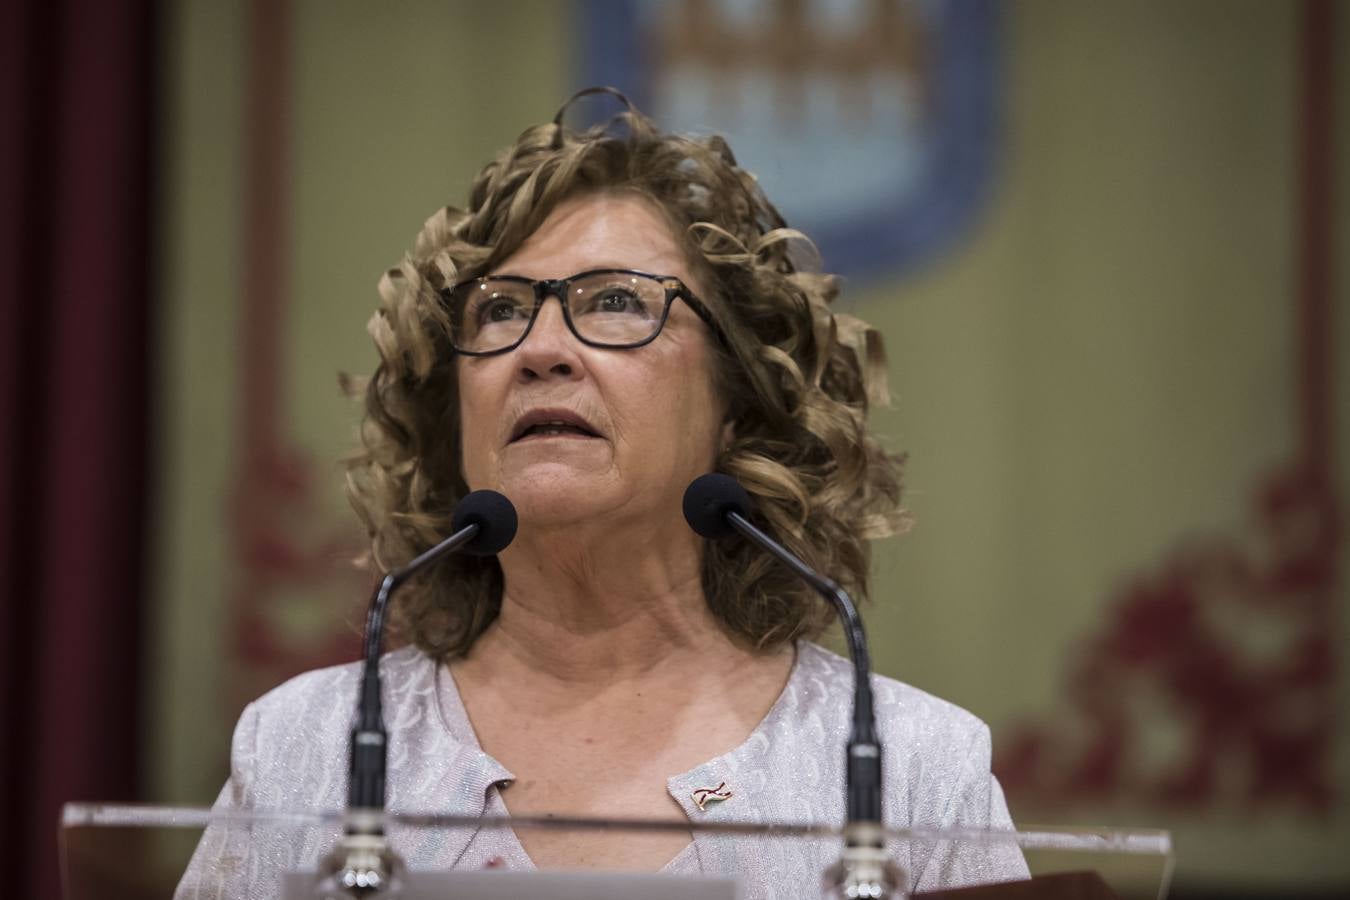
[508,408,604,443]
[512,421,600,442]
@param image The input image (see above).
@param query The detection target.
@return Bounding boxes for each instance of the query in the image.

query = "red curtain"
[0,0,156,896]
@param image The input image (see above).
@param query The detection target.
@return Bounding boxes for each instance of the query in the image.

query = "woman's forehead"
[492,193,689,279]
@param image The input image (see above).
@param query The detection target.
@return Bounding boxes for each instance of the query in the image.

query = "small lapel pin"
[692,781,733,811]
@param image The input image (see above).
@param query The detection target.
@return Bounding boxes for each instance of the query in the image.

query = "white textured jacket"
[176,642,1028,899]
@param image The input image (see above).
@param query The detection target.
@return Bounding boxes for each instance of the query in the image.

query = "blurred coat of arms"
[581,0,1000,280]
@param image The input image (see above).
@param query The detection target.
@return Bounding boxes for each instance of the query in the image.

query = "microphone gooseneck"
[335,489,517,896]
[683,473,899,897]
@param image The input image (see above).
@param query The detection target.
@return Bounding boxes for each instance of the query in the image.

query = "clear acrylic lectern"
[61,803,1173,899]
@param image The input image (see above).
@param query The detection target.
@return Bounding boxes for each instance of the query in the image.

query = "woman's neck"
[460,521,765,686]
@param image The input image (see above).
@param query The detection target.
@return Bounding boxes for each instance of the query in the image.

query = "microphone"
[683,474,901,897]
[330,489,517,896]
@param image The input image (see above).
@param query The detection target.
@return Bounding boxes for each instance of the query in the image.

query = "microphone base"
[821,823,907,900]
[312,814,406,898]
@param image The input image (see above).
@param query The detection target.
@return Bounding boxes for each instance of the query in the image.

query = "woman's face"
[456,192,725,531]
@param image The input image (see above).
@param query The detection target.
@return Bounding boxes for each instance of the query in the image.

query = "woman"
[178,90,1027,898]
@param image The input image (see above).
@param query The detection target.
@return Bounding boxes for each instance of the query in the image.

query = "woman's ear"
[720,420,736,453]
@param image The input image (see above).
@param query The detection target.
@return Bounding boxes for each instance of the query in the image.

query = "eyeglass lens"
[451,271,667,353]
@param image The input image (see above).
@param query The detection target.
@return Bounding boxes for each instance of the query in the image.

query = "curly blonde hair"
[345,90,907,660]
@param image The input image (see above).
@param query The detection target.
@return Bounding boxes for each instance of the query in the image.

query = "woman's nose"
[515,294,581,379]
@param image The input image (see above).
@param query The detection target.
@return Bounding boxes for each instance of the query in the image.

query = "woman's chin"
[497,466,621,528]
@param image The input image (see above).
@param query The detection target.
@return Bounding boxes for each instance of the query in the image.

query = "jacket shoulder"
[246,646,429,740]
[797,641,990,743]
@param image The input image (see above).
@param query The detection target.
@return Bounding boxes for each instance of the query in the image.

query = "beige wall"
[151,0,1349,888]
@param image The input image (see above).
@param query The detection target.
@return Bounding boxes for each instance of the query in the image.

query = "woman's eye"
[593,289,642,313]
[479,298,521,324]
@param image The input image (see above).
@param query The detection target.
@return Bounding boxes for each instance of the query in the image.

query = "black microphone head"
[683,473,753,540]
[451,490,518,555]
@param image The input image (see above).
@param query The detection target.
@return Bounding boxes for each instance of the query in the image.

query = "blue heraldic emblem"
[580,0,1001,281]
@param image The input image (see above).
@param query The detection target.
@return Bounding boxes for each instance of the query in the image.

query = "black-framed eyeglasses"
[439,268,721,356]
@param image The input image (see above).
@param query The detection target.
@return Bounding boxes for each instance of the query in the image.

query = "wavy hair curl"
[345,89,907,660]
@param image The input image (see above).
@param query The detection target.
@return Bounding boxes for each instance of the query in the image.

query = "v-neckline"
[430,643,809,871]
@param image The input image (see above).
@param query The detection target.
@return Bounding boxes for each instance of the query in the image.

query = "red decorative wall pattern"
[997,463,1340,811]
